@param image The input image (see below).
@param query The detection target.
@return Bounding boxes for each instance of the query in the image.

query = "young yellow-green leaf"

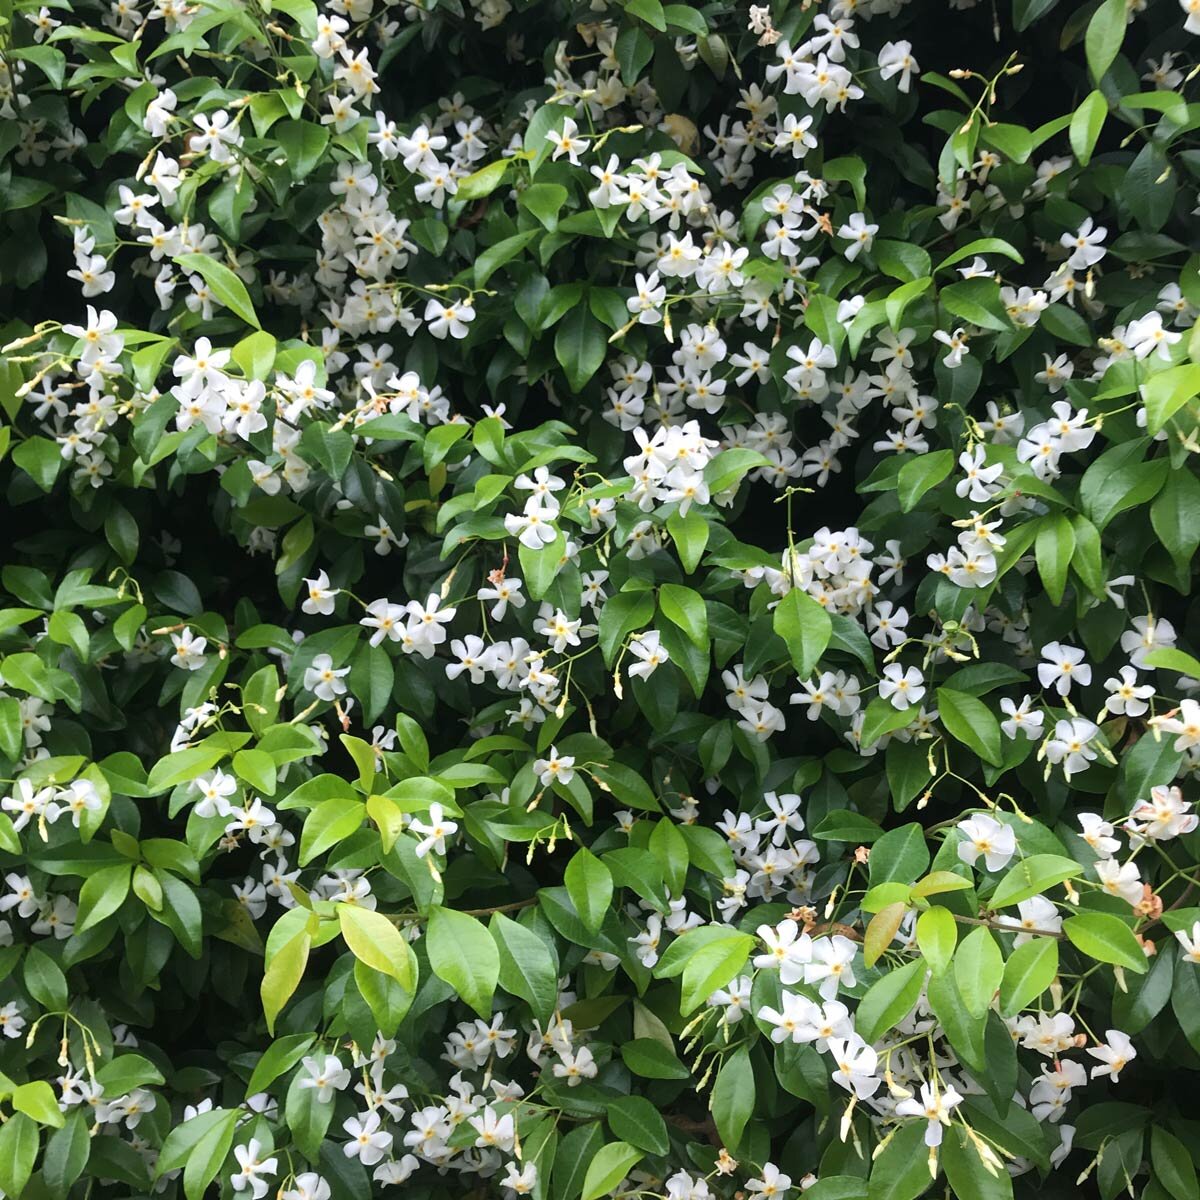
[999,936,1059,1017]
[261,926,313,1033]
[581,1142,645,1200]
[12,1080,65,1127]
[911,870,974,899]
[864,901,908,967]
[338,903,417,991]
[680,932,754,1015]
[916,905,957,975]
[427,906,500,1018]
[1063,913,1148,974]
[989,854,1081,909]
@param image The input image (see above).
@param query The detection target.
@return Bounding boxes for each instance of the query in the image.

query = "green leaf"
[939,278,1012,333]
[183,1107,239,1200]
[855,958,925,1043]
[666,507,709,573]
[916,905,957,975]
[490,911,558,1024]
[607,1096,669,1155]
[299,797,364,865]
[1063,913,1148,974]
[1070,89,1104,166]
[955,926,1004,1019]
[620,1037,690,1079]
[554,305,607,392]
[457,158,511,201]
[1142,364,1200,436]
[12,436,64,491]
[519,530,567,602]
[943,1124,1014,1200]
[935,237,1024,273]
[338,903,417,990]
[275,119,329,181]
[245,1034,316,1097]
[999,936,1059,1017]
[174,252,260,328]
[0,1113,39,1199]
[658,583,708,649]
[1151,1126,1199,1200]
[43,1110,90,1199]
[626,0,667,30]
[773,587,832,680]
[864,902,908,968]
[581,1142,644,1200]
[936,687,1002,767]
[868,1120,933,1200]
[897,449,954,511]
[427,906,500,1018]
[710,1045,755,1150]
[1035,513,1075,606]
[1085,0,1125,83]
[564,847,613,935]
[75,863,132,934]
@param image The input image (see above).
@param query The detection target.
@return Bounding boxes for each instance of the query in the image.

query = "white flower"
[303,653,351,701]
[1175,921,1200,964]
[628,630,670,679]
[956,814,1016,872]
[1078,813,1121,858]
[877,40,920,92]
[1045,718,1101,778]
[231,1139,278,1200]
[1000,695,1044,741]
[546,115,589,165]
[878,663,924,710]
[1094,858,1143,906]
[1103,666,1154,717]
[827,1035,880,1099]
[343,1111,393,1165]
[894,1081,964,1146]
[836,212,877,261]
[1037,642,1091,696]
[1152,698,1200,751]
[552,1046,598,1085]
[298,1054,351,1103]
[409,803,459,858]
[746,1163,792,1198]
[1061,217,1107,271]
[1087,1030,1136,1081]
[302,570,339,616]
[532,745,575,787]
[170,629,208,670]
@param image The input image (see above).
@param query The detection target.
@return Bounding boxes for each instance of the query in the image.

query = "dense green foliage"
[3,0,1200,1198]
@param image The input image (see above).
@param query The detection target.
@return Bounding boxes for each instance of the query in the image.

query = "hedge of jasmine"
[2,0,1200,1198]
